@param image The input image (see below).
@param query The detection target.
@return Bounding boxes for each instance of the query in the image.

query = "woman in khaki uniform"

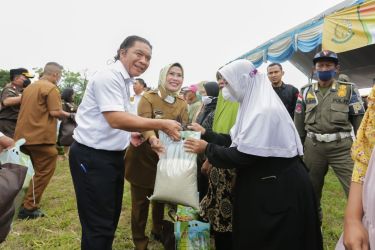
[125,62,188,250]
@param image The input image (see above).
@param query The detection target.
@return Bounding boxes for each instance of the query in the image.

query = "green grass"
[0,161,346,250]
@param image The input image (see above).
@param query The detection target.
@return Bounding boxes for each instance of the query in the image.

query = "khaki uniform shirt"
[125,90,188,189]
[14,80,62,145]
[0,83,22,120]
[294,80,365,142]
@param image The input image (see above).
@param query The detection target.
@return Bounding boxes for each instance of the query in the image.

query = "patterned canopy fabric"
[235,0,375,88]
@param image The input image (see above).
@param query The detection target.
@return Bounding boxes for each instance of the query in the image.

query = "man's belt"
[307,132,351,143]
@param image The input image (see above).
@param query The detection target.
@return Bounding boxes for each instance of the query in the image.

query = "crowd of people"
[0,34,374,250]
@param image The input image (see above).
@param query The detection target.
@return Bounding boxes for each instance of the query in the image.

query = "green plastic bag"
[176,205,199,222]
[174,220,210,250]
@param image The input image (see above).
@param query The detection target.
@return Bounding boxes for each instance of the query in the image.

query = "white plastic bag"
[0,138,34,188]
[150,131,200,209]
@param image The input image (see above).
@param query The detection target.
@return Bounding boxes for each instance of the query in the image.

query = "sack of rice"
[150,131,200,209]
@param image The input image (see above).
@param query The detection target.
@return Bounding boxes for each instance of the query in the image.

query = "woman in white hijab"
[184,59,322,250]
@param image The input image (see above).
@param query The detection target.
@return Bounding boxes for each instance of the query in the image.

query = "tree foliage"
[61,70,88,105]
[0,69,10,89]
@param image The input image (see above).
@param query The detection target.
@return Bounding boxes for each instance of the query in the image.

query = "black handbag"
[58,117,76,146]
[0,163,27,242]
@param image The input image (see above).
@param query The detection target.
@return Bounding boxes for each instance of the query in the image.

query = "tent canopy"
[235,0,375,88]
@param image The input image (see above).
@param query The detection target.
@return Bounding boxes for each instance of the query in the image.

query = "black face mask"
[23,79,31,88]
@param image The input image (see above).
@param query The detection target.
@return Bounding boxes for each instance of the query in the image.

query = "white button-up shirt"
[129,91,144,115]
[73,61,134,151]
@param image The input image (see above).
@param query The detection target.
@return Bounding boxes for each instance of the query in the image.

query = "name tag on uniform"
[154,109,164,119]
[164,95,175,104]
[333,98,349,105]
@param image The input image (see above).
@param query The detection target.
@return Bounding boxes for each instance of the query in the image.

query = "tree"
[61,69,88,105]
[0,69,10,89]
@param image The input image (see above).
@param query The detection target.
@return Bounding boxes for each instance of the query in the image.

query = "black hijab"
[196,82,219,126]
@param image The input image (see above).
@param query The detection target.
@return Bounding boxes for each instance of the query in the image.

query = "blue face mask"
[316,70,336,81]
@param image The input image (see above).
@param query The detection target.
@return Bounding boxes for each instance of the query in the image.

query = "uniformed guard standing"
[294,50,365,223]
[0,68,33,138]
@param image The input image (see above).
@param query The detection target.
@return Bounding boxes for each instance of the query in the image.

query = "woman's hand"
[184,138,208,154]
[343,182,369,250]
[187,122,206,135]
[201,159,212,176]
[343,219,369,250]
[149,136,165,156]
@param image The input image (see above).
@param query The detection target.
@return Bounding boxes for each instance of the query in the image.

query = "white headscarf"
[158,62,184,97]
[219,59,303,158]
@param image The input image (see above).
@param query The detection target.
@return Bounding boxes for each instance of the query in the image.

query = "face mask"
[23,79,31,88]
[222,87,236,102]
[201,96,212,105]
[316,70,336,81]
[196,91,202,100]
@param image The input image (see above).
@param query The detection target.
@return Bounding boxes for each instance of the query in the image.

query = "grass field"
[0,160,346,250]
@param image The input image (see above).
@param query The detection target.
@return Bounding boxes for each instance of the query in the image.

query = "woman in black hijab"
[195,82,220,201]
[195,82,219,127]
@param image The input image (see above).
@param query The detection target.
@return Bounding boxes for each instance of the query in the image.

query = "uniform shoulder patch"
[306,92,315,99]
[295,102,303,114]
[337,85,347,97]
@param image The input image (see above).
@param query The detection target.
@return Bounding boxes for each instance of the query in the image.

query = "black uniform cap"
[313,50,339,65]
[9,68,34,81]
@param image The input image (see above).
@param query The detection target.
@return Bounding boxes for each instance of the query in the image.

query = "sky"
[1,0,345,90]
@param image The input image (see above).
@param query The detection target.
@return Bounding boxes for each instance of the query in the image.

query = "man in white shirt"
[69,35,181,250]
[130,78,147,115]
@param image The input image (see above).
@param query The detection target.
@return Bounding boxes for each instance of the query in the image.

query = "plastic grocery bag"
[0,162,27,242]
[150,131,200,209]
[176,205,199,222]
[174,220,210,250]
[0,138,34,188]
